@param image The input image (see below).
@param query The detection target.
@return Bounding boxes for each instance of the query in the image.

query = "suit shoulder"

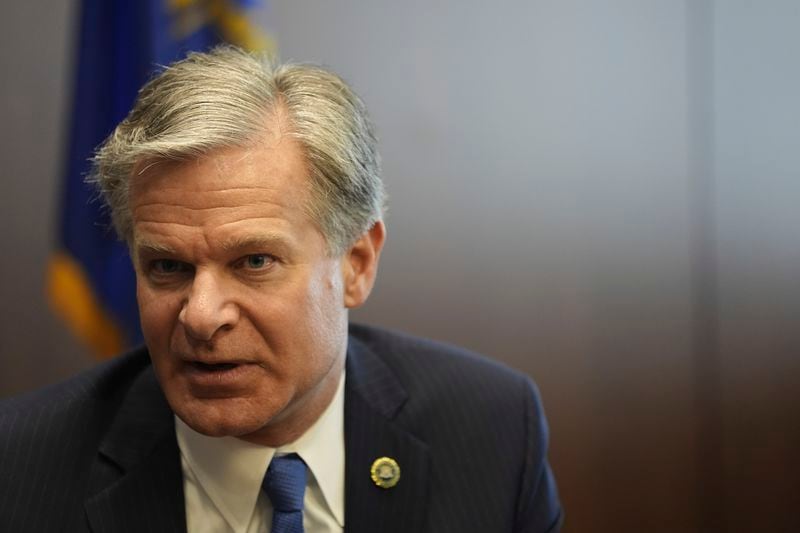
[0,347,152,438]
[0,349,158,530]
[347,322,544,427]
[349,322,536,390]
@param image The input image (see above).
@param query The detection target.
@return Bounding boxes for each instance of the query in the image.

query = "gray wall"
[0,2,91,390]
[714,1,800,529]
[1,1,798,531]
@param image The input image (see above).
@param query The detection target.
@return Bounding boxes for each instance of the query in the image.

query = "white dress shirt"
[175,371,345,533]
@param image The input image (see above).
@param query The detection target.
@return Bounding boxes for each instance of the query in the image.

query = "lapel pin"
[370,456,401,489]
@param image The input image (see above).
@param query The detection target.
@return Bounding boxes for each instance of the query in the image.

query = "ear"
[341,221,386,309]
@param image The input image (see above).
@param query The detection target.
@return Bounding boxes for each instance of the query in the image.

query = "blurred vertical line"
[687,0,725,531]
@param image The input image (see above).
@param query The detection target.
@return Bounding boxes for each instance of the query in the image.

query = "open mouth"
[183,360,256,389]
[191,361,239,372]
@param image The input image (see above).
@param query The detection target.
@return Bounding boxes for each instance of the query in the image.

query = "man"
[0,47,562,532]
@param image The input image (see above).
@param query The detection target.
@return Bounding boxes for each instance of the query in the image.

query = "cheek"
[247,266,345,353]
[303,264,348,344]
[137,283,180,347]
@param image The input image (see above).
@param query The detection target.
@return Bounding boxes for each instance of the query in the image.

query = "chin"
[172,395,273,439]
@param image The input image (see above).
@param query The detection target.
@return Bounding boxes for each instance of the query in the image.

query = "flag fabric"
[48,0,270,358]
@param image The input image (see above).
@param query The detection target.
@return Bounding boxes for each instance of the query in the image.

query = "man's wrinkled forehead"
[126,133,323,248]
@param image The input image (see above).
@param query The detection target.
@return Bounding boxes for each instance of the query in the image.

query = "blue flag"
[48,0,269,357]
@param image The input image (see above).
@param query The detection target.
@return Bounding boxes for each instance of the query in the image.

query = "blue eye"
[244,254,274,269]
[151,259,187,274]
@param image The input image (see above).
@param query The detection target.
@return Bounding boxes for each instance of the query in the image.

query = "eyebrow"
[133,239,177,256]
[219,233,291,252]
[132,233,293,261]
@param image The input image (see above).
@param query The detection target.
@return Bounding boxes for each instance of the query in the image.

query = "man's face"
[130,133,356,446]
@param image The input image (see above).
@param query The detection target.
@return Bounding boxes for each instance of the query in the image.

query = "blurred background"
[1,1,798,531]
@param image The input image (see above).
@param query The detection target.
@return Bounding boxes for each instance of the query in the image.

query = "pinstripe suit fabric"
[0,324,562,532]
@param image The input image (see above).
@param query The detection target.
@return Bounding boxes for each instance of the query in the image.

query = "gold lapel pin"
[370,456,401,489]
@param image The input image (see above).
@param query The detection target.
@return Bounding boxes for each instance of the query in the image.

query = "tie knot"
[262,454,307,512]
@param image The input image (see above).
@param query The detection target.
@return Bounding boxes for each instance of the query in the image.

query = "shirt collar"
[175,369,345,530]
[276,369,345,527]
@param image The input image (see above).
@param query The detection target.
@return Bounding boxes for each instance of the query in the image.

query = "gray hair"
[90,45,385,255]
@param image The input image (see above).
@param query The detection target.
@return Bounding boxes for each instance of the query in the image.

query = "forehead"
[128,135,320,249]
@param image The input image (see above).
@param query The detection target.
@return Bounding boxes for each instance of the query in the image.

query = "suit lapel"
[344,336,430,533]
[84,365,186,533]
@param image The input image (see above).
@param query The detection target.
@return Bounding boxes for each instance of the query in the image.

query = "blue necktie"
[262,453,307,533]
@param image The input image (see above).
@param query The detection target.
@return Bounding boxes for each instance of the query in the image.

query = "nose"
[178,269,239,342]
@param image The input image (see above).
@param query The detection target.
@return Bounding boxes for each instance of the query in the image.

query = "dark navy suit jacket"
[0,324,562,532]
